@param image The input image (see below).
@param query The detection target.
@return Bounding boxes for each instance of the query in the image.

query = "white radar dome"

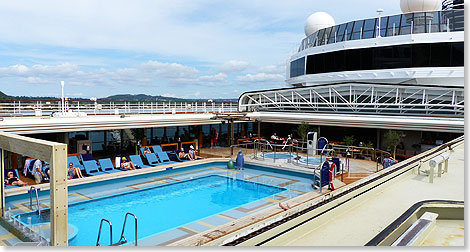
[304,12,335,37]
[400,0,441,13]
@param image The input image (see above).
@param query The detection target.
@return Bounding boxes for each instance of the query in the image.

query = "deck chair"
[151,146,163,153]
[129,155,151,168]
[145,153,161,166]
[67,156,84,171]
[98,159,122,173]
[83,160,107,176]
[155,151,177,164]
[80,153,94,162]
[167,151,187,162]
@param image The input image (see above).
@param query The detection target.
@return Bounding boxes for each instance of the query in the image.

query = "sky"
[0,0,401,99]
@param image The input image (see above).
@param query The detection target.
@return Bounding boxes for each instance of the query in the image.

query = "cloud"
[198,73,227,82]
[236,73,284,82]
[216,60,249,73]
[258,63,285,74]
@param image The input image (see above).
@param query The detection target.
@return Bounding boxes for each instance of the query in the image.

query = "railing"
[229,139,393,186]
[0,100,237,117]
[28,186,41,216]
[238,83,464,118]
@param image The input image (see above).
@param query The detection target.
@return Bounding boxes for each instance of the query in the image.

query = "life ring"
[329,162,336,191]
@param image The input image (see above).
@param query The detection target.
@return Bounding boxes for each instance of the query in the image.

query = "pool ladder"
[96,212,138,246]
[28,186,41,216]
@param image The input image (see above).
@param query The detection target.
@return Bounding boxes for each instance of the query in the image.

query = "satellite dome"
[304,12,335,37]
[400,0,441,13]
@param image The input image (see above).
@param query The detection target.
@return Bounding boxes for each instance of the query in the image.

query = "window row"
[289,42,463,77]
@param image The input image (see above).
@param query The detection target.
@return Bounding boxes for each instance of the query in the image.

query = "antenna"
[61,81,65,114]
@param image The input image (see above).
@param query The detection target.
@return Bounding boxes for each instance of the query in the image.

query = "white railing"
[0,100,238,117]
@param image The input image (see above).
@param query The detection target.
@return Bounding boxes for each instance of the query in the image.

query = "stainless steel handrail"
[96,219,112,246]
[28,186,40,216]
[119,212,138,246]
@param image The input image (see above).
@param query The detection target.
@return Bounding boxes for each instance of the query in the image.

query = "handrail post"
[96,219,113,246]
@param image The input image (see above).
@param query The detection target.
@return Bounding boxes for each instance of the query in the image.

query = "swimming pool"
[7,162,315,246]
[263,153,296,159]
[14,175,286,246]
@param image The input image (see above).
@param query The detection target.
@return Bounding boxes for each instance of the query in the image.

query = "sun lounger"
[67,156,84,171]
[83,160,107,176]
[151,146,162,153]
[145,153,162,166]
[129,155,151,168]
[80,153,94,162]
[155,151,177,164]
[98,159,122,173]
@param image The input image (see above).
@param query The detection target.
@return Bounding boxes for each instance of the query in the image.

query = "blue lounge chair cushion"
[145,153,161,166]
[151,146,163,153]
[80,153,94,162]
[155,151,177,164]
[129,155,151,168]
[83,160,107,176]
[98,159,121,173]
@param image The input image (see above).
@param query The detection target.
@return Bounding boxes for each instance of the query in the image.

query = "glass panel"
[324,27,333,44]
[387,14,402,36]
[306,55,315,74]
[328,25,339,43]
[352,20,364,33]
[363,18,376,31]
[412,44,430,67]
[450,42,464,66]
[399,14,413,35]
[363,30,374,39]
[426,11,441,32]
[290,57,305,78]
[344,21,354,40]
[413,12,426,33]
[318,29,327,45]
[350,32,361,40]
[379,16,388,36]
[336,23,347,42]
[430,43,451,67]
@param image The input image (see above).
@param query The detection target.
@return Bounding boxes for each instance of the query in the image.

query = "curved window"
[298,10,464,52]
[299,42,463,76]
[290,57,305,78]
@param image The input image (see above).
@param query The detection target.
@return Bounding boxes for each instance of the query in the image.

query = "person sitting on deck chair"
[5,171,27,187]
[178,148,192,160]
[68,162,84,179]
[189,145,203,160]
[143,147,151,155]
[120,157,136,170]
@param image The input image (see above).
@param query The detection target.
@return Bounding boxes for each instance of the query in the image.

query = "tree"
[343,135,355,146]
[384,130,405,159]
[297,122,312,142]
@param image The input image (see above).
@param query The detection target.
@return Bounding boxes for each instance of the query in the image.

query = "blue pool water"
[14,175,286,246]
[299,157,323,165]
[263,153,295,159]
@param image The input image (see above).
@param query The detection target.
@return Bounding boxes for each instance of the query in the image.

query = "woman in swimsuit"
[68,162,84,179]
[120,157,136,170]
[5,171,27,186]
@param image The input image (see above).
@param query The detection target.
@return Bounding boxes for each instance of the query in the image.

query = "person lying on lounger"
[178,148,192,160]
[143,147,151,155]
[68,162,84,179]
[120,157,136,170]
[5,171,27,187]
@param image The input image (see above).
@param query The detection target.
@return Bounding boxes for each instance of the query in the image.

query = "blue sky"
[0,0,401,99]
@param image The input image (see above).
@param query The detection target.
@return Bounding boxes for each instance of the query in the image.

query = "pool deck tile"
[133,228,190,246]
[199,215,231,227]
[183,222,212,233]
